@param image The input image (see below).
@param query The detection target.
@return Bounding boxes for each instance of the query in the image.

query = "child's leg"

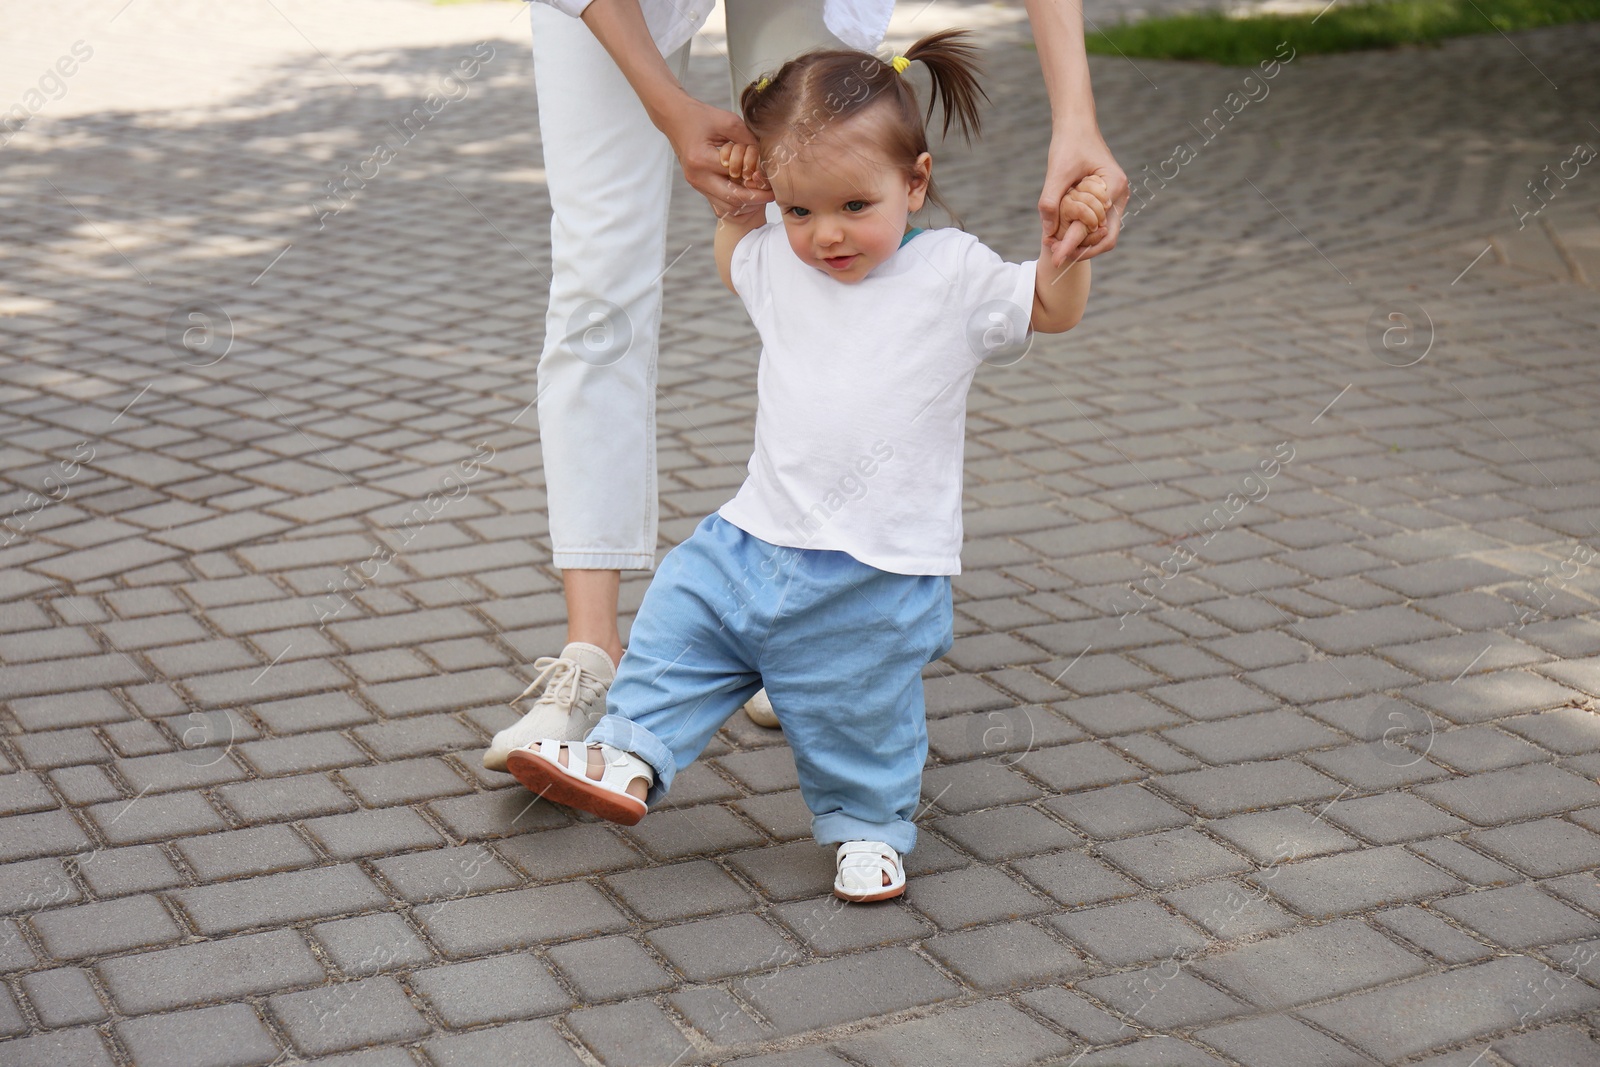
[583,514,777,805]
[760,556,954,856]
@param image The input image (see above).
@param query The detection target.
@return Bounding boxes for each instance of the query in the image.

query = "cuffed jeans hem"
[553,550,657,572]
[812,812,918,854]
[586,714,677,807]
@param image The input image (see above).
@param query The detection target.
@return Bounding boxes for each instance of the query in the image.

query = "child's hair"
[738,29,989,226]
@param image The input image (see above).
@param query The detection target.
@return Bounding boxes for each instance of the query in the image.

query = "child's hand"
[1044,175,1112,267]
[718,142,769,192]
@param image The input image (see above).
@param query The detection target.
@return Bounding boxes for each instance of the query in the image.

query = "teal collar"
[899,226,924,248]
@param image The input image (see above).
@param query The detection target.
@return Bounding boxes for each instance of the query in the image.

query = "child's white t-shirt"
[718,222,1038,576]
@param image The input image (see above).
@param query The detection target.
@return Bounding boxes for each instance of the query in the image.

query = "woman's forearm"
[1023,0,1098,132]
[577,0,694,134]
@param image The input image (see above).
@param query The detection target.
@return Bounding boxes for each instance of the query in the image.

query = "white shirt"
[718,223,1037,575]
[531,0,894,58]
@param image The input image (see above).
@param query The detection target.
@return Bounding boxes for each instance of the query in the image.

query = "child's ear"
[907,152,932,212]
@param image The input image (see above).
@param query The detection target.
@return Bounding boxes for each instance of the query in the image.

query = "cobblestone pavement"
[3,0,1600,1064]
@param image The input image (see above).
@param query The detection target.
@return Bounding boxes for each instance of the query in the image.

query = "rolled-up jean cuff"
[812,812,918,855]
[553,550,657,572]
[586,714,677,806]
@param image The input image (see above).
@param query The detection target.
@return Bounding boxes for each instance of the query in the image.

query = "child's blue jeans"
[587,513,953,854]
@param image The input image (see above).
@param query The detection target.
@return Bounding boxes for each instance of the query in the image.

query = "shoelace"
[513,655,604,709]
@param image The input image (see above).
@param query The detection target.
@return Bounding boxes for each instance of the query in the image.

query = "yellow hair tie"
[755,74,771,91]
[891,54,910,74]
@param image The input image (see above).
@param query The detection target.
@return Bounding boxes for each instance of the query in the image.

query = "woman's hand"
[660,97,773,220]
[1039,126,1128,267]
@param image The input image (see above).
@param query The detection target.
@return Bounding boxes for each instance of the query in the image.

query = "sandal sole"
[833,883,905,903]
[505,748,647,826]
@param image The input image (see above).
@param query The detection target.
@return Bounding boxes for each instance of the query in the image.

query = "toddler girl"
[506,28,1107,902]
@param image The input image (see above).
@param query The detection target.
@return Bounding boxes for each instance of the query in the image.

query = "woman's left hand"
[1039,125,1129,267]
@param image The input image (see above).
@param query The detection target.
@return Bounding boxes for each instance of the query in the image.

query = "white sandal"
[833,840,906,902]
[505,739,653,826]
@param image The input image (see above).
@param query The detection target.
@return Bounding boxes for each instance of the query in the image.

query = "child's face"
[767,117,931,285]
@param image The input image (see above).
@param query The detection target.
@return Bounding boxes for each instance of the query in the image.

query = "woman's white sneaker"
[482,642,616,771]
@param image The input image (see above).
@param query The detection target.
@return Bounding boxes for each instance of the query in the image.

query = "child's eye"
[787,206,810,218]
[845,200,868,212]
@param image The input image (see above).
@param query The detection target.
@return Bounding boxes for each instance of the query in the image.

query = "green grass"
[1086,0,1600,65]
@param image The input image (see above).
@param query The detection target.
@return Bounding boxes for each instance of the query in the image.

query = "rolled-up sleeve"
[529,0,594,17]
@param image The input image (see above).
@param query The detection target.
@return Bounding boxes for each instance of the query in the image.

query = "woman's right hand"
[661,97,773,220]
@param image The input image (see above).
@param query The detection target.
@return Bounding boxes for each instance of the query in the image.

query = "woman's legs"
[529,3,694,639]
[724,0,843,107]
[484,9,695,767]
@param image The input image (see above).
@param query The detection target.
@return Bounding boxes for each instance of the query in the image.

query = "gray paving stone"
[0,1028,115,1066]
[1494,1022,1600,1066]
[1371,905,1495,965]
[97,929,326,1013]
[413,952,574,1025]
[74,843,186,898]
[1078,967,1249,1031]
[1151,759,1346,817]
[933,805,1083,863]
[566,998,695,1067]
[1014,740,1147,794]
[1193,1014,1376,1067]
[171,863,389,935]
[174,824,319,880]
[606,858,757,922]
[836,1000,1076,1067]
[1466,817,1600,878]
[735,946,962,1037]
[1206,806,1358,863]
[424,1019,588,1067]
[1163,709,1344,764]
[1416,763,1600,825]
[1405,672,1585,724]
[1149,677,1280,720]
[310,912,434,977]
[925,919,1086,989]
[646,912,796,981]
[1164,879,1299,941]
[1301,956,1600,1061]
[31,893,185,959]
[338,757,472,807]
[547,934,675,1002]
[18,966,105,1027]
[1012,850,1140,908]
[1321,793,1469,844]
[1193,919,1429,1010]
[1053,899,1209,966]
[1251,845,1462,918]
[1098,827,1254,889]
[268,974,430,1056]
[1408,837,1522,888]
[1246,656,1419,704]
[1432,884,1600,949]
[1043,784,1191,839]
[903,864,1052,929]
[216,773,358,823]
[412,882,630,958]
[920,760,1043,813]
[114,1003,282,1067]
[771,894,932,954]
[1422,725,1551,772]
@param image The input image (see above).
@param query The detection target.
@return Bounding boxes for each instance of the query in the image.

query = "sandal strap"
[836,840,903,891]
[596,743,653,794]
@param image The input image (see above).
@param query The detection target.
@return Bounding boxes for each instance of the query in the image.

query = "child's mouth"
[823,254,858,270]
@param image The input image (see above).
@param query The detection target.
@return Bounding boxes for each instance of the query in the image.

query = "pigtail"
[902,29,989,144]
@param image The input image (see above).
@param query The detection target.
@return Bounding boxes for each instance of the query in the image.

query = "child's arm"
[715,142,770,294]
[716,209,768,294]
[1032,176,1109,333]
[1031,247,1092,333]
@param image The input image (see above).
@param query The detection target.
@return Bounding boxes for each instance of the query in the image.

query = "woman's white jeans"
[529,0,845,571]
